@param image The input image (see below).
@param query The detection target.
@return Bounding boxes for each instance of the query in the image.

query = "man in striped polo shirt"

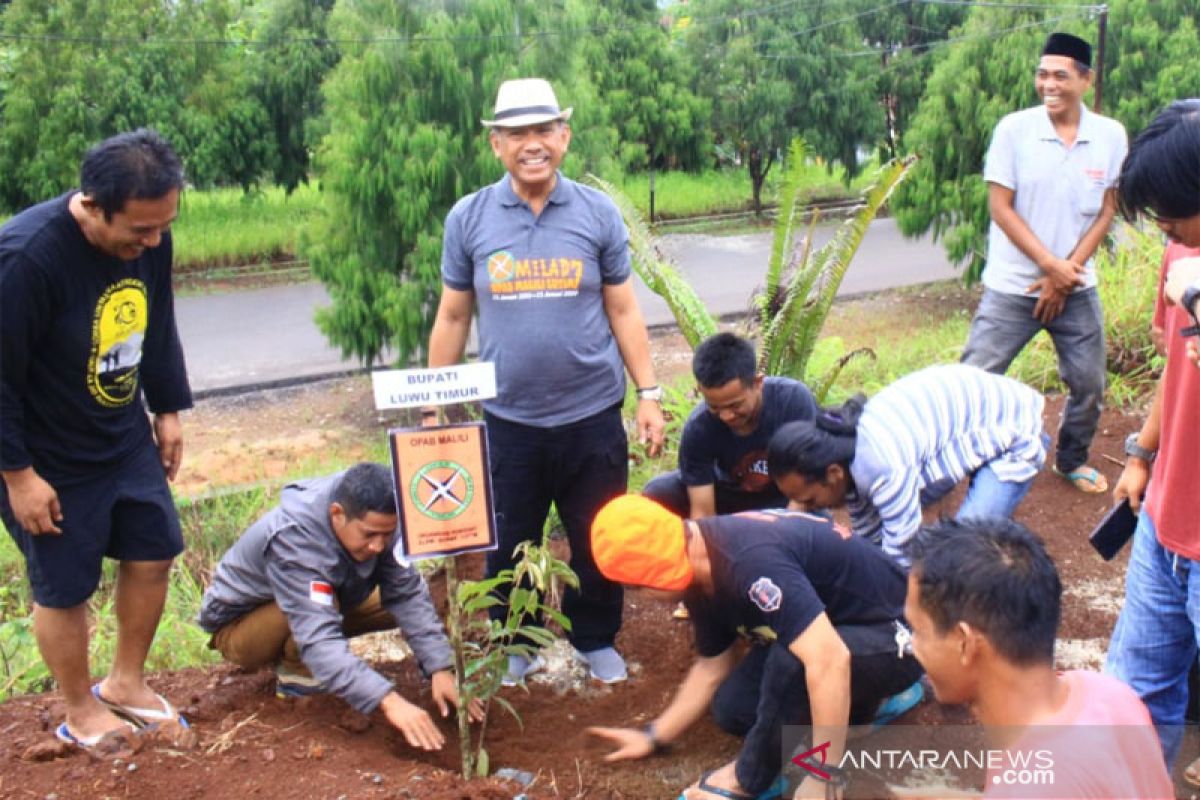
[767,364,1048,566]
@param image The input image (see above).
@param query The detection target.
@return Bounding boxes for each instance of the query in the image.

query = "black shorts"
[1,443,184,608]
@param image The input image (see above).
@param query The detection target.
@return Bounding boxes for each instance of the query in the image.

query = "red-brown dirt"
[3,328,1192,798]
[4,398,1185,796]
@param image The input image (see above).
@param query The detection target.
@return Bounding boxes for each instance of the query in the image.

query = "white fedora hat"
[481,78,573,128]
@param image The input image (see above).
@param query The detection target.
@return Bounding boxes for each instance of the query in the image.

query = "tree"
[1103,0,1200,134]
[0,0,278,210]
[583,0,710,172]
[683,0,883,214]
[305,0,616,367]
[245,0,339,193]
[857,1,967,160]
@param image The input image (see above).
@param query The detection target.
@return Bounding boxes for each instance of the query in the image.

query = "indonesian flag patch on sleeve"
[309,580,335,606]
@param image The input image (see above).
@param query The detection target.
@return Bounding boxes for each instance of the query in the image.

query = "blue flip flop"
[679,771,786,799]
[871,680,925,731]
[91,683,189,729]
[55,721,137,751]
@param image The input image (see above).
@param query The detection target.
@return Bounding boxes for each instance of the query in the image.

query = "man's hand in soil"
[636,398,666,458]
[153,412,183,481]
[430,669,484,723]
[585,725,655,761]
[1025,278,1068,324]
[379,691,445,751]
[1,467,62,534]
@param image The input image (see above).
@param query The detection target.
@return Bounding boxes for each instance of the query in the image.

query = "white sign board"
[371,363,497,410]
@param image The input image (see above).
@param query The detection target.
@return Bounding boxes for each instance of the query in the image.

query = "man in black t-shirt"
[643,333,817,520]
[0,130,192,750]
[587,495,923,799]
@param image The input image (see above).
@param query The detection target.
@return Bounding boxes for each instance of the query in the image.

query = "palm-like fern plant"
[588,146,914,402]
[584,174,718,349]
[757,139,917,399]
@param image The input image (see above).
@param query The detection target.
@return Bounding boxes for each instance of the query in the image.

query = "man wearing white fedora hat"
[427,77,665,686]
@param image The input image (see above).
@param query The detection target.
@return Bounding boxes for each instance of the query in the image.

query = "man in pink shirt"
[905,518,1173,799]
[1107,99,1200,776]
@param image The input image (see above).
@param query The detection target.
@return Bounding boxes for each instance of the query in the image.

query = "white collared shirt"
[982,103,1128,296]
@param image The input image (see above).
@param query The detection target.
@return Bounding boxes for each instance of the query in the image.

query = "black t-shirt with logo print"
[684,510,908,658]
[0,193,192,480]
[678,377,817,500]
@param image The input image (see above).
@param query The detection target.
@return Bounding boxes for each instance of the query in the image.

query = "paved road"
[176,218,960,395]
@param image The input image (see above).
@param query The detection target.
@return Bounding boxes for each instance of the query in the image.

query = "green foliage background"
[0,0,1193,361]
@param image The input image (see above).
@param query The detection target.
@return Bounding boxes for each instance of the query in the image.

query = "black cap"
[1042,32,1092,68]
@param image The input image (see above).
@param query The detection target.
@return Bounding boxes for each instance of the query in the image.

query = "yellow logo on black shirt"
[87,278,147,407]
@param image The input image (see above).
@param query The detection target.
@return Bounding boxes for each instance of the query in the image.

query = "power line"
[719,0,909,56]
[831,10,1086,94]
[0,0,1104,48]
[837,9,1089,58]
[0,0,815,48]
[781,0,910,40]
[912,0,1101,9]
[754,7,1088,60]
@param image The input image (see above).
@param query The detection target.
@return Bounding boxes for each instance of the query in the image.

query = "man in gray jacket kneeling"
[198,462,477,751]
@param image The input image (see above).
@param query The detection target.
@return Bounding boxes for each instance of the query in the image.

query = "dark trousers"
[711,624,924,794]
[484,406,627,652]
[642,470,786,517]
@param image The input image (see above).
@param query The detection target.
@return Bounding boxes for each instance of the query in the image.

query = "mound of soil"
[4,369,1189,798]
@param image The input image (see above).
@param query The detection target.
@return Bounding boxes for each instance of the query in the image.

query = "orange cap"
[591,495,693,591]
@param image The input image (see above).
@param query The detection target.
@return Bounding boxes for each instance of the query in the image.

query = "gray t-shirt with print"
[441,174,631,427]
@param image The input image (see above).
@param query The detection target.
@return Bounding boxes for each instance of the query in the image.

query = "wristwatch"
[636,385,664,402]
[797,754,849,792]
[643,721,667,754]
[1124,432,1156,464]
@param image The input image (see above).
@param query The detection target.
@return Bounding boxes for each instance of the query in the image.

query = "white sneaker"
[575,646,627,684]
[501,654,546,687]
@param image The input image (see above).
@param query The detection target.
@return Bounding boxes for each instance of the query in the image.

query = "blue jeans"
[962,287,1105,473]
[1105,510,1194,766]
[956,462,1040,523]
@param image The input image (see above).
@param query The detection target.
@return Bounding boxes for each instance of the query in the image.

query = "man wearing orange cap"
[587,495,923,799]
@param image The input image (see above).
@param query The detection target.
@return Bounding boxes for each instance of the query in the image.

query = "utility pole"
[649,170,656,225]
[1094,5,1108,113]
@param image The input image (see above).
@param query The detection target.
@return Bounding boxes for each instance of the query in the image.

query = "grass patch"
[816,281,977,401]
[9,168,867,268]
[612,160,873,221]
[173,184,323,270]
